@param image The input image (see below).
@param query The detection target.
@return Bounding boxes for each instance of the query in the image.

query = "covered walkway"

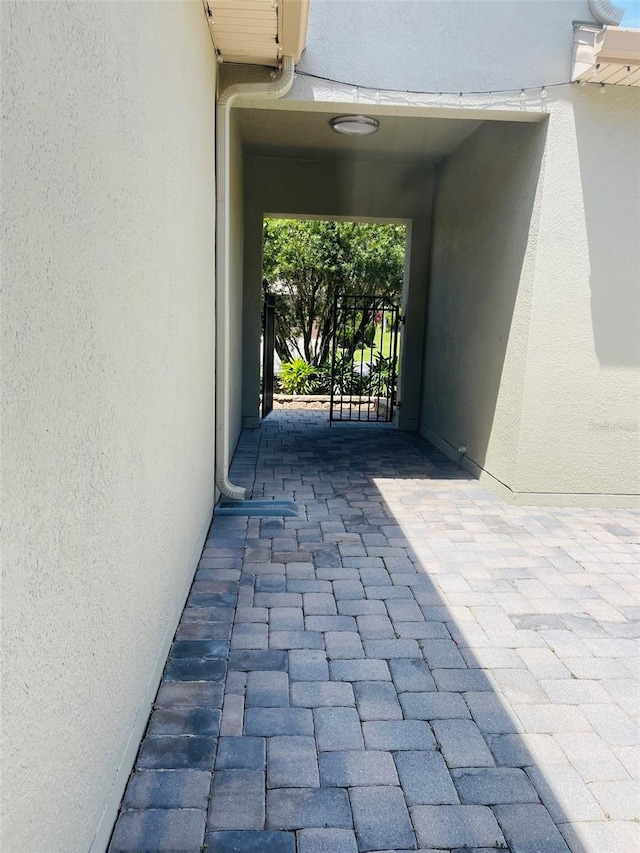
[111,411,639,852]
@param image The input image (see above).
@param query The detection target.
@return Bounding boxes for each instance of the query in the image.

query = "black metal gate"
[261,293,276,419]
[330,293,400,423]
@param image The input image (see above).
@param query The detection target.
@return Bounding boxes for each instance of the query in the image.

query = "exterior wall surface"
[242,157,433,429]
[515,86,639,502]
[420,88,639,505]
[260,0,638,506]
[1,3,217,850]
[420,120,546,493]
[288,0,591,106]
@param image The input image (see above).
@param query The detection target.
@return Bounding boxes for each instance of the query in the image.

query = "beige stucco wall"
[420,120,546,492]
[242,157,433,429]
[516,86,639,502]
[1,3,217,850]
[420,88,639,505]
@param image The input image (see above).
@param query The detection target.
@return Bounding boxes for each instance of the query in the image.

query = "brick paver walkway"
[110,411,639,852]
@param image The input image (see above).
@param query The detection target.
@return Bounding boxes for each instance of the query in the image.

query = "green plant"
[279,359,319,394]
[368,352,397,397]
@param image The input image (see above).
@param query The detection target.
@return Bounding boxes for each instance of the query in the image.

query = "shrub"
[279,359,319,395]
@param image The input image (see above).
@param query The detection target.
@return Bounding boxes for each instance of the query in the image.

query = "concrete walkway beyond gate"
[110,410,639,853]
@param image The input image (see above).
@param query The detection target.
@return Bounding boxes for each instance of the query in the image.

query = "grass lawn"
[350,329,400,367]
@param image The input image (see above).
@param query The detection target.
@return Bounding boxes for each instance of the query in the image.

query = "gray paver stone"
[170,639,230,659]
[291,681,355,707]
[137,736,217,770]
[305,615,358,632]
[389,659,436,692]
[232,623,269,650]
[353,681,403,720]
[268,736,319,788]
[350,786,416,852]
[394,751,459,805]
[122,770,210,810]
[155,681,224,709]
[205,831,295,853]
[330,659,391,681]
[325,632,365,659]
[229,650,287,671]
[148,708,221,737]
[164,658,226,682]
[270,630,324,650]
[432,720,495,768]
[244,707,313,737]
[304,593,338,615]
[319,750,399,787]
[386,599,424,622]
[270,608,305,631]
[297,828,358,853]
[356,615,395,638]
[400,692,470,721]
[364,639,422,659]
[245,671,289,707]
[431,669,494,693]
[208,770,265,830]
[452,768,539,804]
[109,808,205,852]
[493,803,571,852]
[314,707,365,750]
[363,720,435,751]
[411,805,506,849]
[420,639,467,669]
[289,650,330,681]
[267,788,352,829]
[215,737,265,770]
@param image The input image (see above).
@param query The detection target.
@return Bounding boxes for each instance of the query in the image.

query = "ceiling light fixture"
[329,115,379,136]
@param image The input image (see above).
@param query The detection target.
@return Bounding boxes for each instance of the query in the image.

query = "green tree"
[262,219,405,367]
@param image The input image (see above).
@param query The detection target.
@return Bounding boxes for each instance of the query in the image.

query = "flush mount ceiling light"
[329,115,379,136]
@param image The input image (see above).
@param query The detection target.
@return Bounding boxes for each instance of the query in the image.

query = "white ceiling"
[237,107,482,165]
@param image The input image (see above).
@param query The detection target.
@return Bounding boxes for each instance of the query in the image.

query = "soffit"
[572,25,640,86]
[205,0,309,66]
[237,107,482,166]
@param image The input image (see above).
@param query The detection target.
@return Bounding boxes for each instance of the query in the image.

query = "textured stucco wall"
[1,2,217,850]
[515,86,640,501]
[242,157,433,429]
[420,120,546,492]
[288,0,591,105]
[420,87,639,505]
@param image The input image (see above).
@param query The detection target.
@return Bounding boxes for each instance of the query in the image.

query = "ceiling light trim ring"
[330,114,380,136]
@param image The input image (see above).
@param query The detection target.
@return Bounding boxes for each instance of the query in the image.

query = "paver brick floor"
[111,410,639,852]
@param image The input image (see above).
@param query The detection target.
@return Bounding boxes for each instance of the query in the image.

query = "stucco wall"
[420,120,546,492]
[290,0,591,104]
[1,3,217,850]
[516,86,640,501]
[242,157,433,429]
[420,87,639,505]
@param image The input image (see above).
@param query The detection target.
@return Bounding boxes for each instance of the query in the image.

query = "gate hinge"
[399,315,406,324]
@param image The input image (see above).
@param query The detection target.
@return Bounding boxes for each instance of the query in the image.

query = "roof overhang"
[572,24,640,86]
[205,0,309,67]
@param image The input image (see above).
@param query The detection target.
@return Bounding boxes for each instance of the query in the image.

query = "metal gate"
[261,293,276,419]
[330,293,400,423]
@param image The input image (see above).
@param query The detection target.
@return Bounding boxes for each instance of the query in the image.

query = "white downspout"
[215,56,295,501]
[589,0,624,26]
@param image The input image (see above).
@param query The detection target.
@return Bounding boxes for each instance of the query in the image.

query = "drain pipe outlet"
[215,56,296,501]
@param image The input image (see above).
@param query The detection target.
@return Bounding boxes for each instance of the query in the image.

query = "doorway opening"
[260,217,407,422]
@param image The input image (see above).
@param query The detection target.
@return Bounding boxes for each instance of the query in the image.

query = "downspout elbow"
[589,0,624,26]
[215,57,295,503]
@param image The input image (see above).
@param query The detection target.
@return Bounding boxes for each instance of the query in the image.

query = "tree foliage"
[262,219,405,367]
